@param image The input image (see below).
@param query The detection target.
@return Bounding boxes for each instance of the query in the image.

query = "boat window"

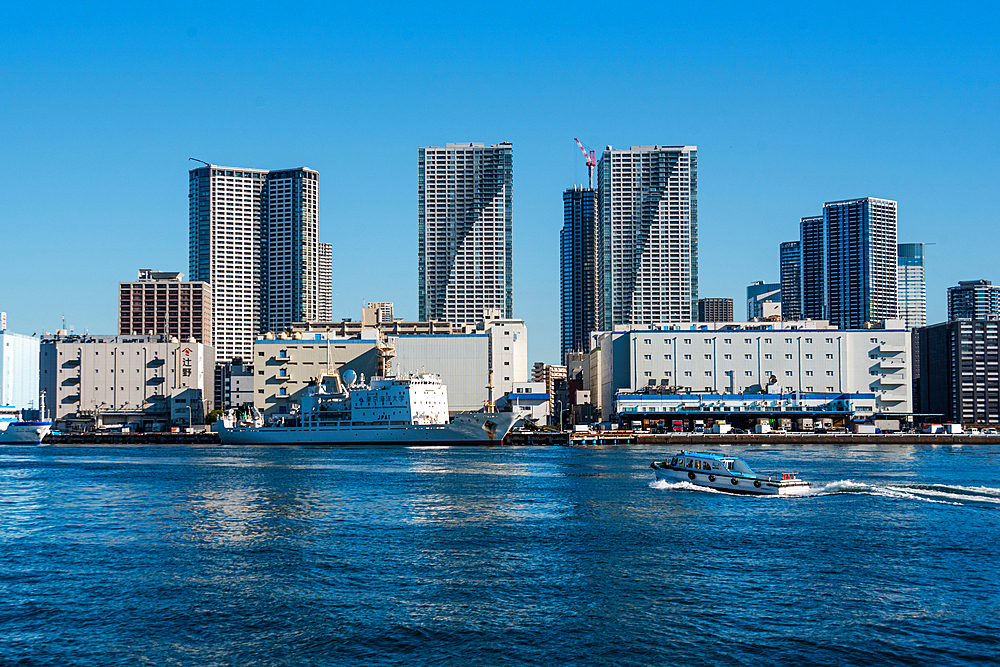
[686,459,693,468]
[670,458,677,466]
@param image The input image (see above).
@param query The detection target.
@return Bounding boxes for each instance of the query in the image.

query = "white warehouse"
[587,319,911,419]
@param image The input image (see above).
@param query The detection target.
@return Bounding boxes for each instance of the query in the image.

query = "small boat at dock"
[651,450,810,495]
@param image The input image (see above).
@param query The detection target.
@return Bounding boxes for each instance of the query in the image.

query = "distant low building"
[746,281,781,320]
[119,270,212,345]
[698,298,733,323]
[496,382,550,422]
[947,280,1000,321]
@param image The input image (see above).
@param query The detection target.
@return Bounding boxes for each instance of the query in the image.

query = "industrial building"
[39,334,214,431]
[585,319,911,420]
[0,316,40,412]
[253,311,528,417]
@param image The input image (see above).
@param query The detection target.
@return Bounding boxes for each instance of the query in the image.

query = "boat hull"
[0,422,53,445]
[651,463,810,495]
[214,412,521,446]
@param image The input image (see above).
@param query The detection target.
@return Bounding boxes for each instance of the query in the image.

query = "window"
[745,371,753,376]
[644,338,651,344]
[805,338,812,343]
[764,354,772,359]
[764,338,771,343]
[745,354,752,359]
[785,338,792,343]
[827,386,834,392]
[724,354,732,359]
[664,354,672,360]
[826,371,834,376]
[871,338,878,343]
[684,354,692,360]
[826,354,834,359]
[683,339,691,344]
[704,339,711,345]
[745,338,751,344]
[704,354,711,359]
[785,354,792,359]
[705,371,712,376]
[664,371,672,376]
[806,386,813,391]
[644,354,652,360]
[644,371,652,377]
[826,338,833,343]
[684,371,692,377]
[805,354,812,359]
[785,371,793,376]
[723,338,731,344]
[806,370,813,376]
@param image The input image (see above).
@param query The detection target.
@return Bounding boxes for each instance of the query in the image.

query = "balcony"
[879,342,905,354]
[879,373,907,385]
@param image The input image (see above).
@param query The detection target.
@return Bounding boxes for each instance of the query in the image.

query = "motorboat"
[651,450,810,495]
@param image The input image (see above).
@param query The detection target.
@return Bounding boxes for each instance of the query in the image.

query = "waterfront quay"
[38,429,999,447]
[504,429,1000,447]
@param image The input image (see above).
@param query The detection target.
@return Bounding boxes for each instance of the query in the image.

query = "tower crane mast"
[574,138,596,189]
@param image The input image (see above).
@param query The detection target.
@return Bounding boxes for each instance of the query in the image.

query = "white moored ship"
[651,451,811,495]
[0,406,52,445]
[214,370,521,445]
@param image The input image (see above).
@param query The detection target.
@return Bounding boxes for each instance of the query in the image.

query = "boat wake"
[650,477,1000,507]
[810,480,1000,508]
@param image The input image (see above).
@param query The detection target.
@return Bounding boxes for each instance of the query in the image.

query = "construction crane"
[574,138,596,189]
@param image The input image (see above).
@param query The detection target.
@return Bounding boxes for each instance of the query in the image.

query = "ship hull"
[651,463,810,495]
[0,422,53,445]
[214,413,520,446]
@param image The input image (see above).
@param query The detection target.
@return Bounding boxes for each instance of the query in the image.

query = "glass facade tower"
[560,186,598,363]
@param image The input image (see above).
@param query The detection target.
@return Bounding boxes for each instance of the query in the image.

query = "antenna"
[189,158,211,167]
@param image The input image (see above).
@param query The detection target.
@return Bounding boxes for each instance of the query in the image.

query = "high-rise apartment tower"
[799,198,897,328]
[417,143,513,324]
[597,145,698,329]
[948,280,1000,320]
[779,241,801,321]
[560,186,598,362]
[189,164,324,363]
[897,243,927,329]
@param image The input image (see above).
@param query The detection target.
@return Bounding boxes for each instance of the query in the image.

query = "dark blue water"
[1,443,998,666]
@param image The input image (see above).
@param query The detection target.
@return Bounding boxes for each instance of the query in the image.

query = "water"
[1,443,998,666]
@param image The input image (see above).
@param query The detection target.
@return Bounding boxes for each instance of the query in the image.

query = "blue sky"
[2,1,997,364]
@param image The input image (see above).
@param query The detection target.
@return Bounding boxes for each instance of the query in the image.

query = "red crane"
[574,137,596,189]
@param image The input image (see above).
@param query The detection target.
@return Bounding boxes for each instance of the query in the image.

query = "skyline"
[2,2,998,364]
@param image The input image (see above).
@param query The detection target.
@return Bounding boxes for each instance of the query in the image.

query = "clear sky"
[2,1,997,364]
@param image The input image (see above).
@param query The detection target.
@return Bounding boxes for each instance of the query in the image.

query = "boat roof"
[675,450,741,462]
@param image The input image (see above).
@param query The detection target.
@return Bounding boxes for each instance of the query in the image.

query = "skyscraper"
[948,280,1000,320]
[318,243,332,322]
[560,185,598,362]
[597,145,698,329]
[799,198,898,328]
[824,198,897,329]
[779,241,801,321]
[417,142,513,324]
[799,216,826,320]
[897,243,927,329]
[189,164,321,362]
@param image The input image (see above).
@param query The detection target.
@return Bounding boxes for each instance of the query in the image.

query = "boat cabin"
[669,451,756,476]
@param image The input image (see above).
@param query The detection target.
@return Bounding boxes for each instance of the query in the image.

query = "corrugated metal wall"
[390,335,490,413]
